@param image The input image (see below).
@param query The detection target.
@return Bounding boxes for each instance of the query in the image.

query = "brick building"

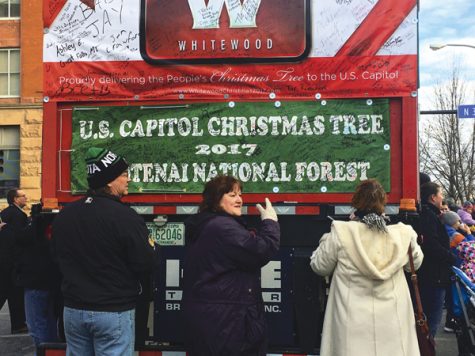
[0,0,43,210]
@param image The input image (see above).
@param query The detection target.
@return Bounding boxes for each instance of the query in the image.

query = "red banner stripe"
[336,0,417,56]
[44,56,417,101]
[43,0,67,28]
[80,0,95,10]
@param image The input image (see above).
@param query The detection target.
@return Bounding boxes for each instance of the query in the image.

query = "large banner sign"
[43,0,418,101]
[70,99,391,194]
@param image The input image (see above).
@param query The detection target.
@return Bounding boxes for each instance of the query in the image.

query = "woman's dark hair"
[351,179,387,215]
[199,175,243,213]
[420,182,440,204]
[419,172,431,186]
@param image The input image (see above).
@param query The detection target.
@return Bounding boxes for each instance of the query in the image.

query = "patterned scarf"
[351,210,389,234]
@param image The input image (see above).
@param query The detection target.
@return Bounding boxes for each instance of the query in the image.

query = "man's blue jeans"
[63,306,135,356]
[24,289,59,346]
[419,284,446,337]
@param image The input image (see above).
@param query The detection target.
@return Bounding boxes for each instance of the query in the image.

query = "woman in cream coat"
[311,179,423,356]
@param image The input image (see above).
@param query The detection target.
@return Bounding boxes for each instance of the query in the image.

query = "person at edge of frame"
[14,199,63,347]
[418,181,457,337]
[0,188,28,335]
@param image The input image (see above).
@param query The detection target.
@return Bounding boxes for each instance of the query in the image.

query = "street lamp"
[430,43,475,51]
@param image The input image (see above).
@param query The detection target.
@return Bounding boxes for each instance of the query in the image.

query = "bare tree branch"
[419,60,475,203]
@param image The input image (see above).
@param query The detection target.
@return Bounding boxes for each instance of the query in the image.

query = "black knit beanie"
[85,147,128,189]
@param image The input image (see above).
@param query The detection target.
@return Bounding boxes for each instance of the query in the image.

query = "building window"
[0,126,20,198]
[0,49,20,97]
[0,0,20,18]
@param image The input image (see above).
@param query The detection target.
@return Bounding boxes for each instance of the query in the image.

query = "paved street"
[436,312,460,356]
[0,304,34,356]
[0,303,459,355]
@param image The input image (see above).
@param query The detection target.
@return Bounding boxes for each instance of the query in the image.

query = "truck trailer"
[40,0,419,354]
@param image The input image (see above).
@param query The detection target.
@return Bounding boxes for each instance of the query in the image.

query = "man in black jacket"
[15,203,62,347]
[52,147,155,356]
[0,188,27,334]
[418,181,456,337]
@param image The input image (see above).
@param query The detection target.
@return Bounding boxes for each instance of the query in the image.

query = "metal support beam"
[420,110,456,115]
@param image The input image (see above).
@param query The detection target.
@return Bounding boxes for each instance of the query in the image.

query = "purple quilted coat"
[183,212,280,356]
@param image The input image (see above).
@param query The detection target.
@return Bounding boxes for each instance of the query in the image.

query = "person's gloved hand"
[256,198,278,221]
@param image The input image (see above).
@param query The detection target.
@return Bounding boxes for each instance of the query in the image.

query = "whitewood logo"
[140,0,309,64]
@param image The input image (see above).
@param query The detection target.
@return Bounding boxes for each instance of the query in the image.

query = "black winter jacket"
[417,202,456,287]
[183,212,280,356]
[1,204,27,229]
[52,193,155,312]
[14,214,61,290]
[0,205,27,291]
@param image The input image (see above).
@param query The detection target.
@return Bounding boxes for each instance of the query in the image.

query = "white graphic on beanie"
[101,151,118,168]
[87,163,101,174]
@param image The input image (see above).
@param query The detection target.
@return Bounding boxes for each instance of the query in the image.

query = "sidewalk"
[0,303,460,356]
[0,304,34,356]
[436,309,459,356]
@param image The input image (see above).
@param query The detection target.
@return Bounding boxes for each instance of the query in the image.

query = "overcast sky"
[418,0,475,110]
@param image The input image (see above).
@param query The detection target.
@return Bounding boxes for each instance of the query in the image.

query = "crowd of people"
[0,147,158,355]
[0,146,280,356]
[1,149,470,355]
[413,173,475,337]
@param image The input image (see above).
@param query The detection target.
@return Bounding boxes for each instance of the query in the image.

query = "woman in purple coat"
[183,175,280,356]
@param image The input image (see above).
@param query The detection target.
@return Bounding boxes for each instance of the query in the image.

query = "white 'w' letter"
[187,0,262,29]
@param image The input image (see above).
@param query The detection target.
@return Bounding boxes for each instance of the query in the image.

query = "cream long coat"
[310,221,423,356]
